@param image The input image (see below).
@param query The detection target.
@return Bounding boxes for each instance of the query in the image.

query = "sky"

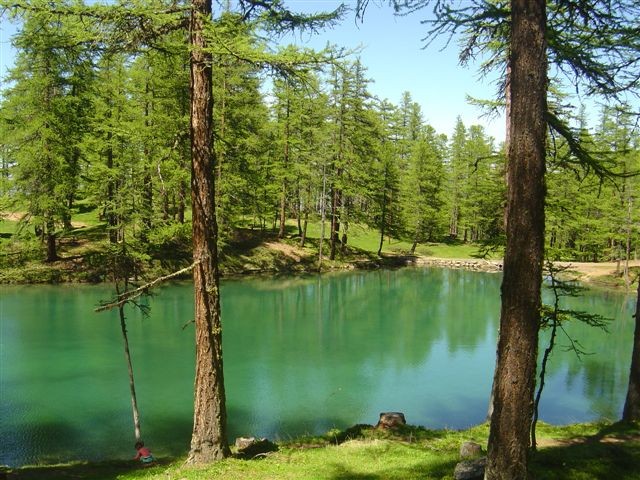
[281,0,505,141]
[0,0,506,142]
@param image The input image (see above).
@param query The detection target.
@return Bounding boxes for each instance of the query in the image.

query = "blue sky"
[0,0,506,141]
[282,1,505,141]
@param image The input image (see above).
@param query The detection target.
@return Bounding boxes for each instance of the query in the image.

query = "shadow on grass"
[6,458,171,480]
[326,424,451,446]
[327,458,458,480]
[531,422,640,480]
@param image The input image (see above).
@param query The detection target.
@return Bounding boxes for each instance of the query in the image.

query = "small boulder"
[375,412,406,430]
[234,437,278,459]
[460,441,483,458]
[454,457,486,480]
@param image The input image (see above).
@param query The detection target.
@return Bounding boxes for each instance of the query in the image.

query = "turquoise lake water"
[0,268,635,466]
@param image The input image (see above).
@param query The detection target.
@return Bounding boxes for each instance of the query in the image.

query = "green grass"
[1,211,498,283]
[286,221,495,259]
[6,422,639,480]
[0,218,17,233]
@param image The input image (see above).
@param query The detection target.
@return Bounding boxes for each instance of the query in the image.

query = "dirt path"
[1,211,89,228]
[554,260,640,281]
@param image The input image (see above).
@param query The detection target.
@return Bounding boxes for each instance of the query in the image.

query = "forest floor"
[3,421,639,480]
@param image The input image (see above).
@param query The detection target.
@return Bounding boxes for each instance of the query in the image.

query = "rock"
[234,437,278,459]
[460,441,483,458]
[375,412,406,430]
[235,436,257,450]
[454,457,486,480]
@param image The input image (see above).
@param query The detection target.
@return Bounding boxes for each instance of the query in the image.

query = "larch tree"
[357,2,640,477]
[1,5,93,261]
[184,0,232,462]
[624,279,640,421]
[485,2,547,478]
[187,0,345,462]
[403,124,448,251]
[447,117,468,240]
[372,97,405,256]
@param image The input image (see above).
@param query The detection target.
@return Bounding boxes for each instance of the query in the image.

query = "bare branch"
[95,261,197,313]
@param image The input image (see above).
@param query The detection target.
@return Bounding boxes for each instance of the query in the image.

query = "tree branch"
[95,261,197,312]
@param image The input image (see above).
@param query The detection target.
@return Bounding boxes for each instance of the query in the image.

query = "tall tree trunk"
[278,178,287,238]
[116,280,142,442]
[178,177,187,224]
[300,213,308,248]
[329,181,341,260]
[623,279,640,421]
[318,162,328,270]
[624,196,632,289]
[278,93,290,239]
[377,169,388,257]
[106,130,119,244]
[410,240,418,255]
[186,0,230,464]
[45,218,58,262]
[216,76,226,230]
[141,80,153,241]
[340,223,348,254]
[485,1,547,479]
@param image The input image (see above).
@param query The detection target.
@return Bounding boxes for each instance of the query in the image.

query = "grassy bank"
[5,421,639,480]
[1,211,635,289]
[0,212,494,284]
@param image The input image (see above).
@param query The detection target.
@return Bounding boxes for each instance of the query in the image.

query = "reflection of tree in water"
[541,291,635,420]
[435,270,501,354]
[219,268,504,435]
[6,273,634,464]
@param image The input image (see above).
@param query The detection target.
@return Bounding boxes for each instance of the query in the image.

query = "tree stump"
[375,412,406,430]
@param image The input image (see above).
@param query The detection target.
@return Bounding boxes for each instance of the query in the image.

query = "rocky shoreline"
[408,257,503,272]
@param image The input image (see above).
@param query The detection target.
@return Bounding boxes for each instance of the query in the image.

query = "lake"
[0,267,635,466]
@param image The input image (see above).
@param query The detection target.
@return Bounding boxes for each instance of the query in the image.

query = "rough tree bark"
[623,279,640,421]
[485,1,547,479]
[186,0,230,464]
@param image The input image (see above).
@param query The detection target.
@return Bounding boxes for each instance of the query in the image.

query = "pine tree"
[404,125,448,251]
[1,5,93,260]
[447,117,468,240]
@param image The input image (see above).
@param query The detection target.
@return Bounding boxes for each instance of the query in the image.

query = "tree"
[188,0,344,462]
[484,3,547,478]
[1,4,93,260]
[2,0,344,465]
[372,98,405,255]
[403,125,448,252]
[531,262,609,450]
[186,0,230,462]
[84,53,137,245]
[623,279,640,421]
[356,1,639,477]
[271,71,331,245]
[446,117,468,240]
[98,244,150,444]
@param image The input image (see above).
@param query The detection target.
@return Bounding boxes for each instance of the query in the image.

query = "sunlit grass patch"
[6,422,640,480]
